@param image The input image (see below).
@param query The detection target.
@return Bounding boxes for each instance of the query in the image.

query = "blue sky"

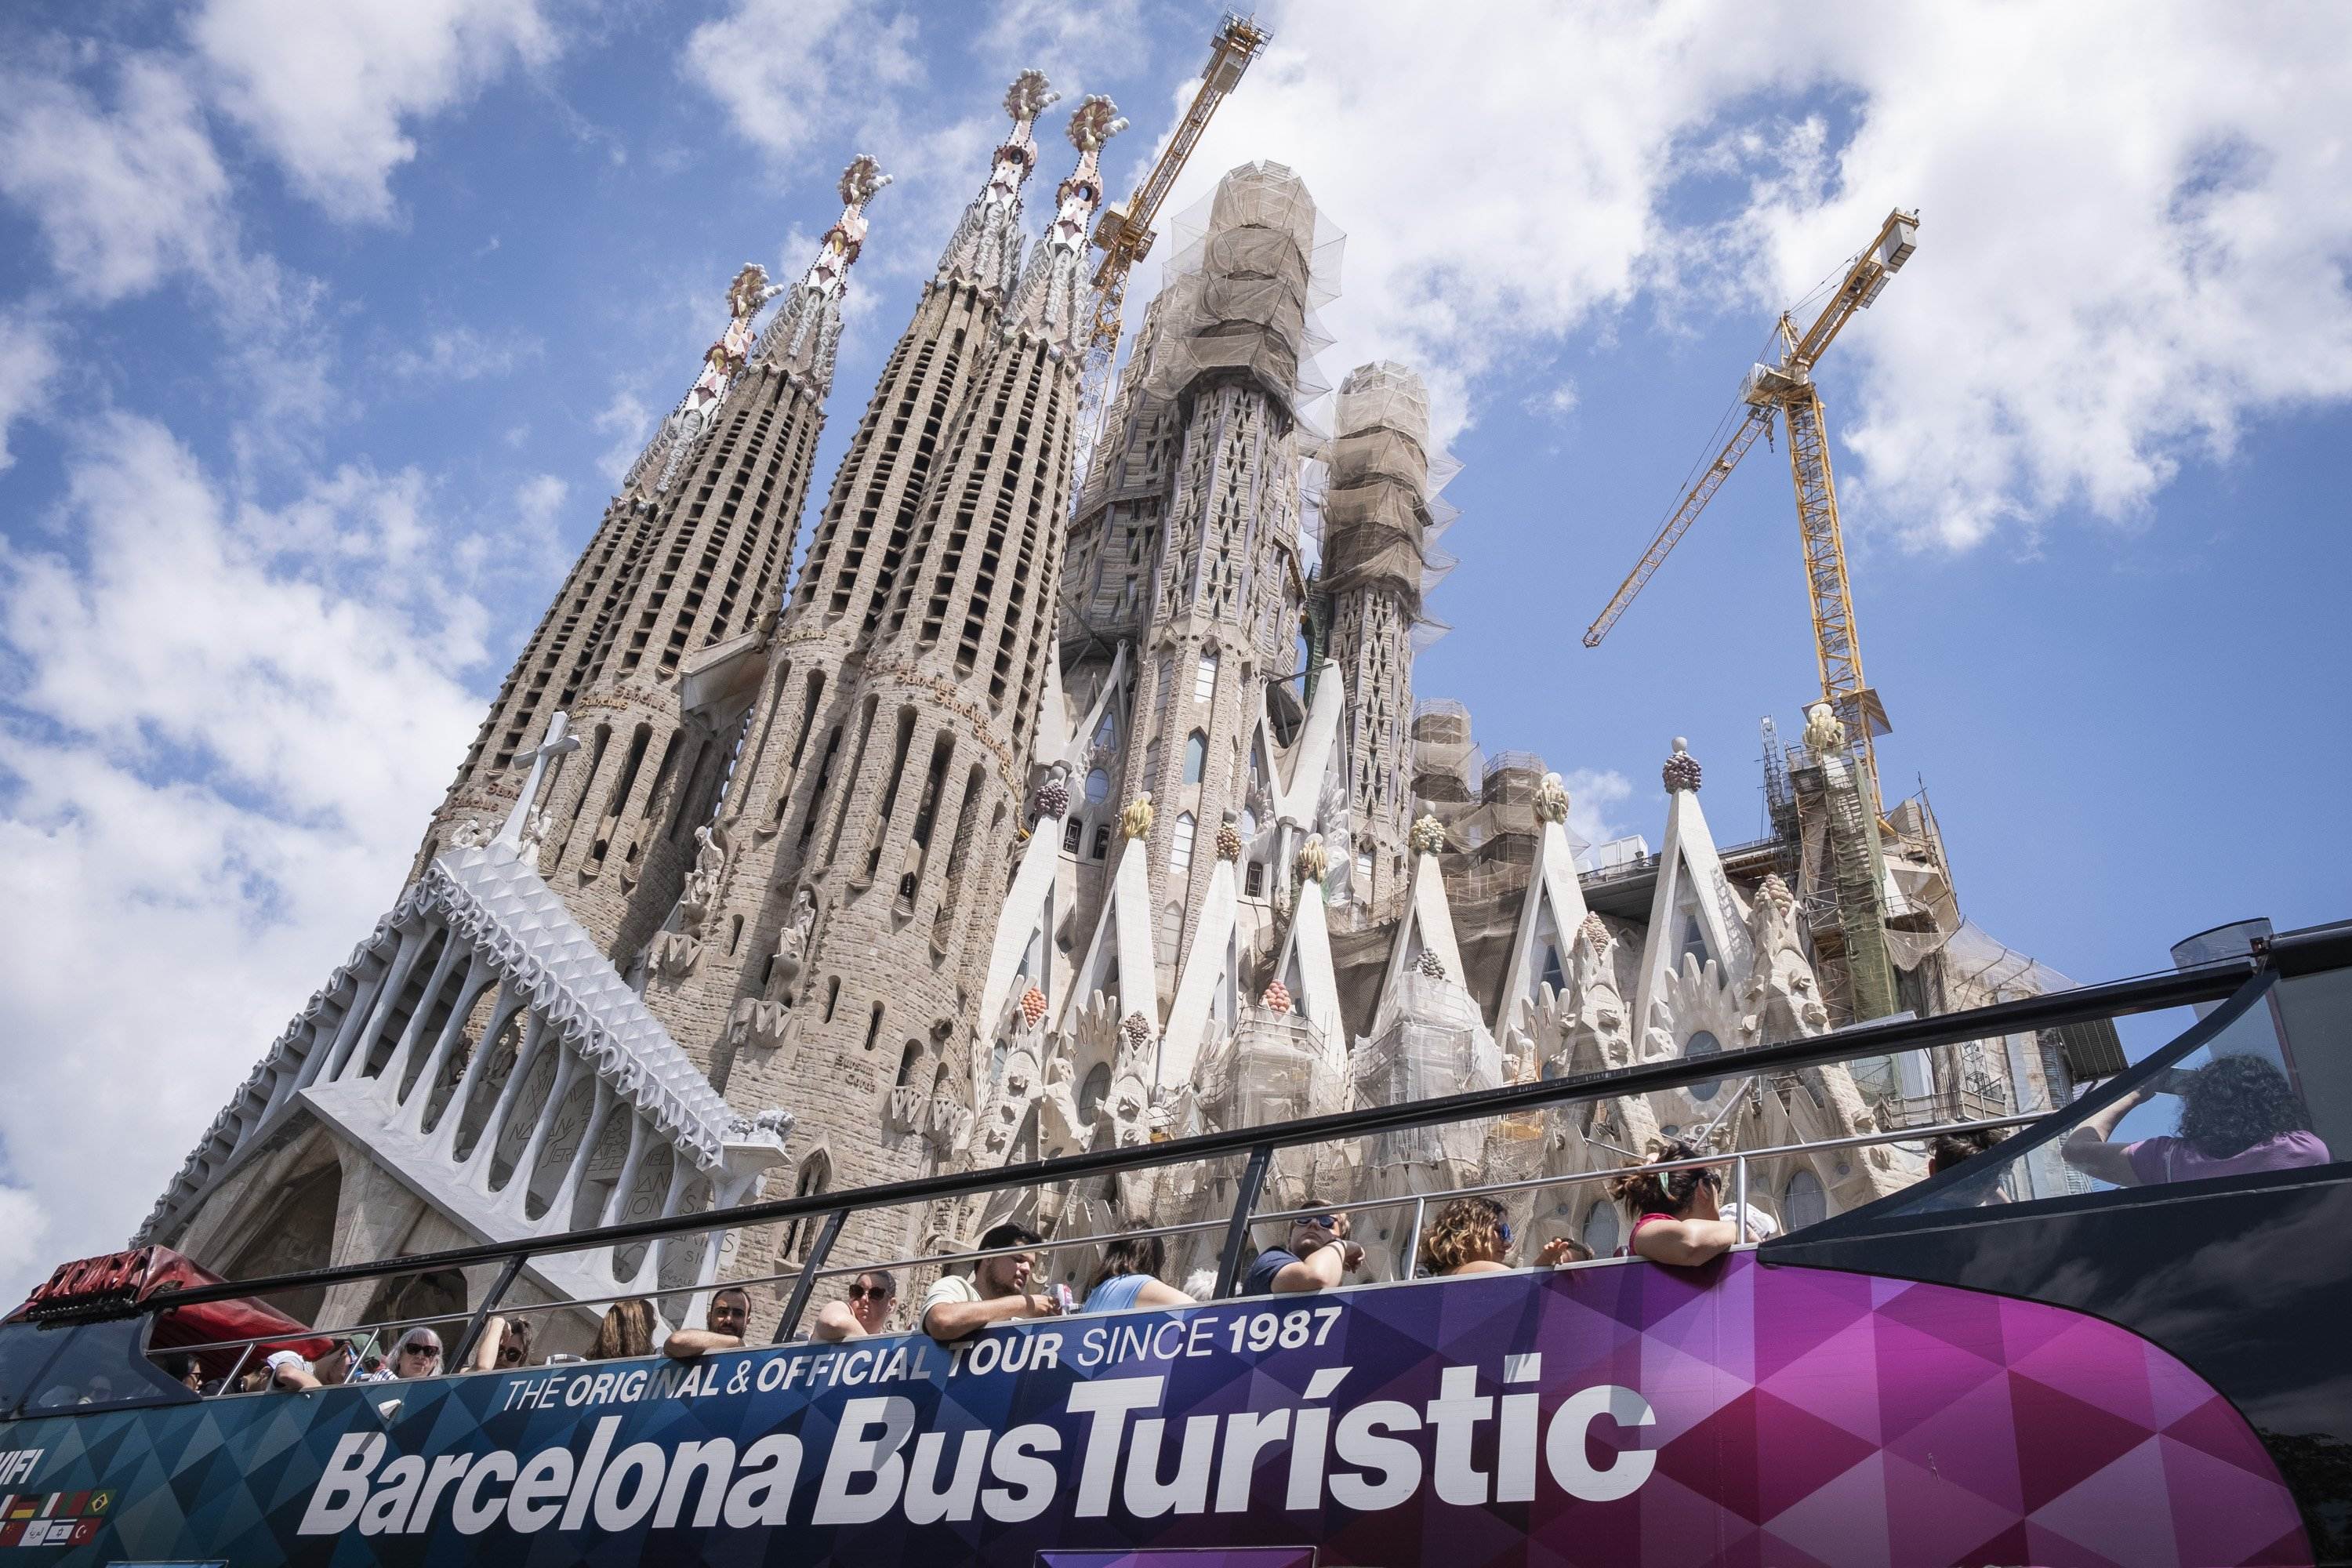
[1,0,2347,1294]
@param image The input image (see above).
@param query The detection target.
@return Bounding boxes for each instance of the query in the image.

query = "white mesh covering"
[1144,162,1343,421]
[1315,361,1460,630]
[1353,972,1501,1171]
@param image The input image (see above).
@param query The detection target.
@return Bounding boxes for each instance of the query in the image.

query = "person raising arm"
[813,1271,898,1342]
[921,1224,1059,1342]
[1611,1140,1739,1268]
[1245,1212,1366,1295]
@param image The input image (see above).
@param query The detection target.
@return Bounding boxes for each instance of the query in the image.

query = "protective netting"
[1878,793,1962,972]
[1313,361,1461,627]
[1354,971,1501,1172]
[1938,920,2077,1009]
[1143,162,1343,422]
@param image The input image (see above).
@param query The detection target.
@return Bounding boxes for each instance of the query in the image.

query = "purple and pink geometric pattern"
[1499,1254,2313,1566]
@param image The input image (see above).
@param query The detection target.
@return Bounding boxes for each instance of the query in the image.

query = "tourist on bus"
[2063,1054,2328,1186]
[264,1337,357,1392]
[1245,1210,1365,1294]
[920,1222,1059,1341]
[813,1270,898,1341]
[1419,1197,1592,1277]
[1078,1236,1194,1312]
[663,1287,751,1359]
[1610,1140,1739,1268]
[157,1352,203,1393]
[590,1298,657,1361]
[469,1313,535,1371]
[387,1327,444,1379]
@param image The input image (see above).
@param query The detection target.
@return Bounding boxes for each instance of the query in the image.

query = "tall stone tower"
[1320,361,1452,923]
[1105,162,1326,992]
[633,73,1064,1078]
[412,158,892,967]
[644,93,1128,1273]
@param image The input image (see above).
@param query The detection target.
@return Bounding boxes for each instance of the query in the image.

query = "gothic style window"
[1685,1029,1724,1101]
[1079,1062,1112,1125]
[1193,648,1218,702]
[782,1152,831,1261]
[1784,1168,1826,1231]
[1245,862,1265,897]
[896,1040,921,1087]
[1581,1200,1621,1258]
[1182,731,1207,783]
[1171,813,1196,873]
[1084,768,1109,804]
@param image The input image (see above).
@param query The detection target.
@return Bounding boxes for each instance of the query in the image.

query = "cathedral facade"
[132,76,2100,1339]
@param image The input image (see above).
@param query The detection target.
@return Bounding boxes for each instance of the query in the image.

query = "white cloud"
[593,387,655,484]
[0,312,60,473]
[0,415,489,1298]
[386,325,540,383]
[1560,767,1635,854]
[681,0,920,165]
[191,0,560,222]
[0,56,237,303]
[1157,0,2352,550]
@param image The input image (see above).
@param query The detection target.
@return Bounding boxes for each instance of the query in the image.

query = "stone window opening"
[822,977,840,1022]
[1182,731,1207,785]
[1193,648,1218,702]
[782,1152,831,1262]
[1091,825,1110,860]
[863,1003,885,1052]
[1063,818,1083,854]
[1171,812,1196,874]
[896,1040,922,1087]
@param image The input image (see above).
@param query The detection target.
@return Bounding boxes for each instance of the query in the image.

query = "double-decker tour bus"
[2,918,2347,1566]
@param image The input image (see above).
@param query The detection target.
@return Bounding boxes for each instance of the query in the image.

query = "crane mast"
[1071,13,1269,483]
[1583,209,1918,807]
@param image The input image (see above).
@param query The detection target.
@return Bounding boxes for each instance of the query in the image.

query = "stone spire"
[624,263,785,497]
[757,154,892,394]
[1005,96,1127,350]
[937,70,1058,294]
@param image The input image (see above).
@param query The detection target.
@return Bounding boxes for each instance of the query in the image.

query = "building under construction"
[123,41,2115,1338]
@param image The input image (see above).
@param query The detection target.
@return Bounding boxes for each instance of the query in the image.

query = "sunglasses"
[1497,1220,1514,1248]
[1302,1214,1340,1231]
[401,1344,441,1358]
[847,1284,892,1301]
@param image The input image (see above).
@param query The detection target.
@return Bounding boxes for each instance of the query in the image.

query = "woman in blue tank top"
[1079,1235,1196,1312]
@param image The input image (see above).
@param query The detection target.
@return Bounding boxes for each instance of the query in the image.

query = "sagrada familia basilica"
[132,74,2102,1334]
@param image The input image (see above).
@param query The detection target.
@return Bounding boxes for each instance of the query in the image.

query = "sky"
[0,0,2347,1301]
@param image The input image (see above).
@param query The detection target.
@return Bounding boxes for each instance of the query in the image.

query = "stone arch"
[222,1161,342,1327]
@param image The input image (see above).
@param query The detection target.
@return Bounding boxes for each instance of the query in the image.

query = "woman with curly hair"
[2063,1054,2328,1186]
[1608,1139,1739,1267]
[1417,1196,1582,1277]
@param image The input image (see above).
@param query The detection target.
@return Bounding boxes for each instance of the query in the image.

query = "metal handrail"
[55,926,2347,1361]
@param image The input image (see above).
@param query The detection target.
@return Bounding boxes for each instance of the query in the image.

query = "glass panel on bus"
[9,1318,194,1416]
[1876,970,2347,1218]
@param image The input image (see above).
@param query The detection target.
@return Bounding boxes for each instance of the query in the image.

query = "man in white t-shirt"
[920,1223,1058,1342]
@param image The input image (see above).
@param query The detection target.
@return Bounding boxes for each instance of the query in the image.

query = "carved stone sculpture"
[1214,817,1243,861]
[1120,793,1154,840]
[1662,738,1703,793]
[1294,833,1330,884]
[1533,771,1571,825]
[1409,815,1447,855]
[1802,701,1848,759]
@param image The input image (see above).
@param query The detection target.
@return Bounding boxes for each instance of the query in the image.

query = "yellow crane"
[1073,12,1270,474]
[1584,209,1919,806]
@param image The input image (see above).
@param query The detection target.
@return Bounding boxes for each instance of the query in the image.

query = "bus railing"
[52,920,2350,1373]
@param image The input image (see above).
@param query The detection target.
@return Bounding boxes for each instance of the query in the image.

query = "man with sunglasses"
[813,1270,898,1341]
[1244,1210,1365,1295]
[663,1286,752,1359]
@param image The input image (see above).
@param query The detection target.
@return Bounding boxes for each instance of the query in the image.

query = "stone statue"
[677,824,728,935]
[1802,702,1848,759]
[449,818,488,850]
[1120,792,1154,840]
[1410,815,1447,855]
[769,887,816,1000]
[1533,771,1571,825]
[1294,833,1330,884]
[1661,738,1703,793]
[517,810,554,858]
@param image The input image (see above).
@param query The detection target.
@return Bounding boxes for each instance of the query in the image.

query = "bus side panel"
[1770,1171,2352,1565]
[0,1258,2309,1566]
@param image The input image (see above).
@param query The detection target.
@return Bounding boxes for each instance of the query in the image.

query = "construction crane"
[1584,209,1919,807]
[1072,12,1270,478]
